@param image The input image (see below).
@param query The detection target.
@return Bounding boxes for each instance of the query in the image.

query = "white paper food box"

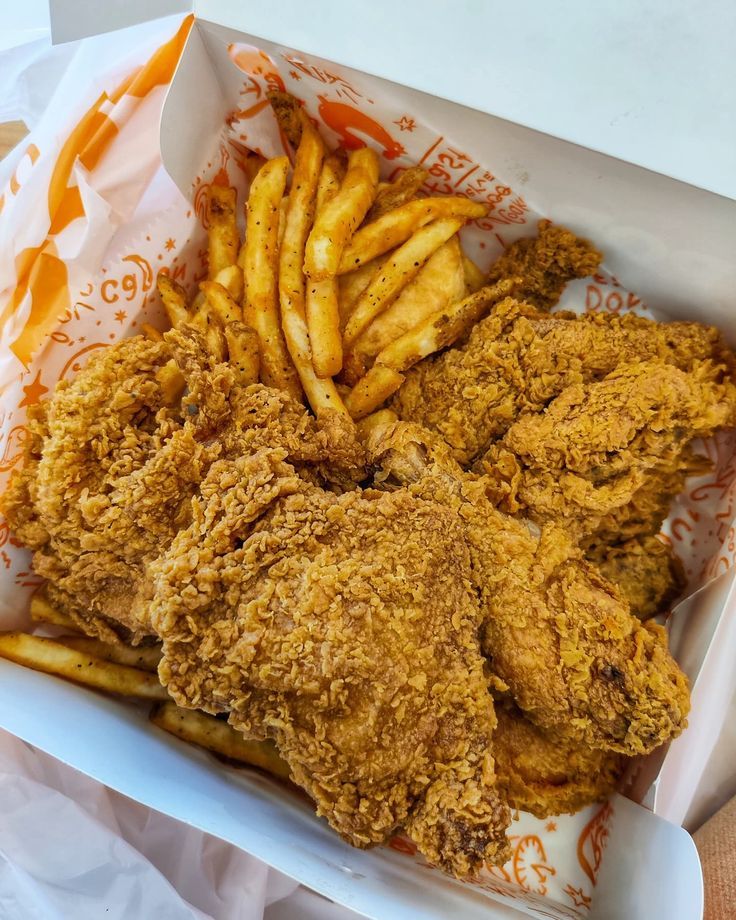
[3,2,735,917]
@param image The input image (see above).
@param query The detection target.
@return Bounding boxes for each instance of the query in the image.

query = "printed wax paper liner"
[0,18,731,919]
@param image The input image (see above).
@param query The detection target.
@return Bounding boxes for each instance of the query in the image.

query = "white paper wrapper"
[0,13,729,919]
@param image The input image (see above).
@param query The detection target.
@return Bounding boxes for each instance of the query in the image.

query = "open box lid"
[49,0,736,201]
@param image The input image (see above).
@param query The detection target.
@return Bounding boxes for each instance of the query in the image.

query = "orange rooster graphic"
[317,96,406,159]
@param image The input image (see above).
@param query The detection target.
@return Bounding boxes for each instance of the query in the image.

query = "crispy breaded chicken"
[150,450,510,877]
[367,420,690,756]
[479,361,736,542]
[493,704,626,818]
[1,329,364,642]
[587,535,685,620]
[486,219,602,311]
[392,302,735,466]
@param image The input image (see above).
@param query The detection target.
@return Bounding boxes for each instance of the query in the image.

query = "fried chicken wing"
[392,303,735,466]
[150,450,510,876]
[486,220,602,311]
[367,420,690,755]
[587,535,685,620]
[493,704,626,818]
[1,330,364,642]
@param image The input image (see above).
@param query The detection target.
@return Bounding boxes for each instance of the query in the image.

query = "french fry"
[355,237,465,358]
[0,632,169,700]
[157,273,189,329]
[238,149,267,183]
[150,702,291,779]
[224,321,260,386]
[214,264,244,303]
[157,360,186,404]
[57,635,162,672]
[267,90,304,151]
[344,365,405,420]
[306,157,343,377]
[337,256,386,329]
[343,217,465,348]
[339,349,370,388]
[30,592,80,631]
[243,156,302,399]
[200,280,242,325]
[304,146,379,281]
[279,123,351,417]
[377,282,515,373]
[207,185,239,278]
[367,166,428,221]
[337,196,488,274]
[141,323,164,342]
[462,253,486,294]
[356,408,398,441]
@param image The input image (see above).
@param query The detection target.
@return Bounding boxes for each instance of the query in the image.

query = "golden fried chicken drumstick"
[150,450,511,877]
[366,420,691,756]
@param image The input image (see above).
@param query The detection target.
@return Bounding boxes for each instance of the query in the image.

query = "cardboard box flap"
[49,0,190,44]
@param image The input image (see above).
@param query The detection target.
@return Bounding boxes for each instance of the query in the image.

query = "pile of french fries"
[0,590,289,780]
[154,91,509,421]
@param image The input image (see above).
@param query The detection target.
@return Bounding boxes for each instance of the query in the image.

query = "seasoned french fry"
[339,349,370,388]
[279,123,350,417]
[267,90,304,151]
[306,157,344,377]
[224,321,260,386]
[356,408,398,442]
[30,592,79,631]
[141,323,164,342]
[337,256,386,330]
[214,264,244,303]
[239,149,267,183]
[344,365,404,420]
[243,156,302,399]
[157,359,186,404]
[376,282,515,373]
[462,253,486,293]
[367,166,428,221]
[157,273,189,328]
[150,702,292,779]
[343,217,465,348]
[207,185,239,278]
[200,280,242,325]
[304,147,379,281]
[189,290,206,317]
[338,196,488,274]
[355,237,465,358]
[0,632,169,699]
[57,635,162,672]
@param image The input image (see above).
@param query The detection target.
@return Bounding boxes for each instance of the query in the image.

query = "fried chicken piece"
[587,536,685,620]
[485,219,602,311]
[149,449,510,877]
[1,330,364,643]
[367,420,690,756]
[479,361,736,542]
[493,704,626,818]
[392,302,735,466]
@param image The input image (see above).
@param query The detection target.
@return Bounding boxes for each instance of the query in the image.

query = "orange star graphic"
[165,238,176,251]
[114,310,128,324]
[394,115,416,132]
[19,370,48,408]
[289,70,302,81]
[545,821,557,833]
